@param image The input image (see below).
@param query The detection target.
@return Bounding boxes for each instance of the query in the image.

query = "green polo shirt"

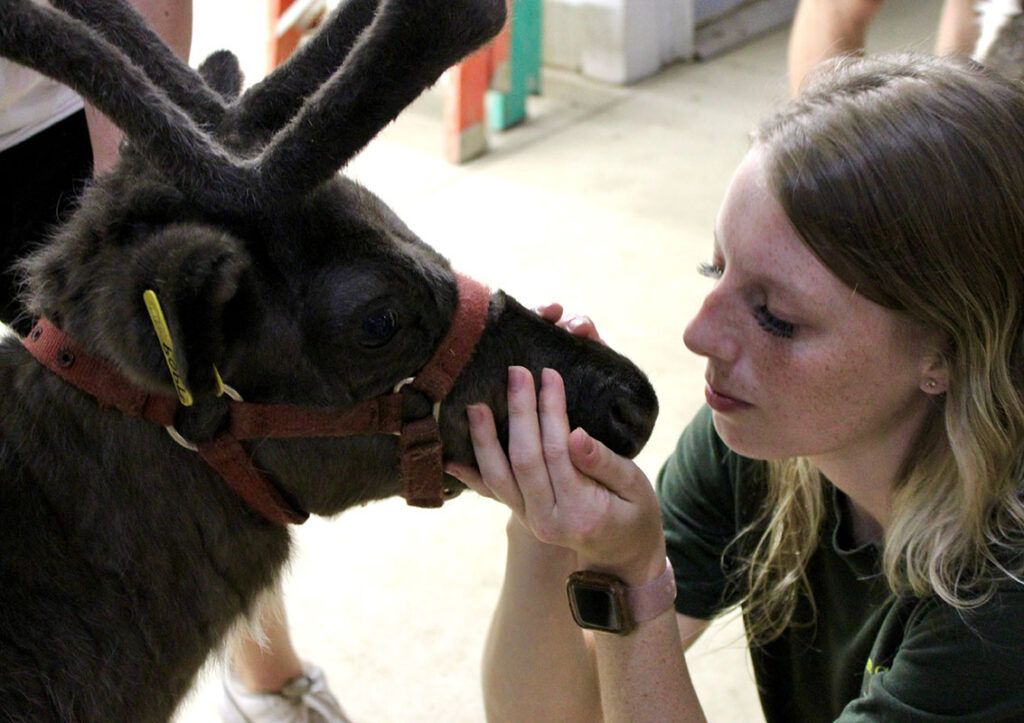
[657,406,1024,722]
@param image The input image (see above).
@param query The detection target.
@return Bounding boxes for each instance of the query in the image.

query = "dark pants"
[0,110,93,335]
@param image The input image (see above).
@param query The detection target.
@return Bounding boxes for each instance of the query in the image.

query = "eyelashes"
[697,261,796,339]
[697,262,723,279]
[754,304,795,338]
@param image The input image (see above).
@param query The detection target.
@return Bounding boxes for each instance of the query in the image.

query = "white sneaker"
[220,663,352,723]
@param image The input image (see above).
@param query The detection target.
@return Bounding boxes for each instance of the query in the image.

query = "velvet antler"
[50,0,385,146]
[225,0,382,146]
[0,0,506,212]
[252,0,507,202]
[49,0,226,128]
[0,0,252,210]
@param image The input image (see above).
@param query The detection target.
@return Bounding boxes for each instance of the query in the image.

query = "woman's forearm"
[484,521,708,723]
[591,609,706,723]
[482,519,602,723]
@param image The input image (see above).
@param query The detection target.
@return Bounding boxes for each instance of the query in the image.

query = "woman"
[447,53,1024,722]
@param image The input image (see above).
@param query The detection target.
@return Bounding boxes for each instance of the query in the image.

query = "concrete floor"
[6,1,948,721]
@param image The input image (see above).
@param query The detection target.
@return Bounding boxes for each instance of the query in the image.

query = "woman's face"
[683,147,938,463]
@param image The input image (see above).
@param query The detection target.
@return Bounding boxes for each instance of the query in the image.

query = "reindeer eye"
[361,309,399,348]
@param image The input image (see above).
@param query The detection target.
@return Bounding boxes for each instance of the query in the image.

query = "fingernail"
[578,429,595,455]
[508,366,525,391]
[541,368,558,387]
[467,404,484,423]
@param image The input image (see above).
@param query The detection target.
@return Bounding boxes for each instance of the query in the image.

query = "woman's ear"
[919,353,949,396]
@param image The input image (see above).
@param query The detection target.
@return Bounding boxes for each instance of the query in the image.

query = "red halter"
[20,274,491,524]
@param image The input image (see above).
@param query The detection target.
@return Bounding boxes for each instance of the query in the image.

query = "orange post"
[443,45,495,164]
[267,0,326,71]
[443,0,543,163]
[268,0,301,71]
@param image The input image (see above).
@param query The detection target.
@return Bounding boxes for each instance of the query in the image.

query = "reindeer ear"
[125,225,251,398]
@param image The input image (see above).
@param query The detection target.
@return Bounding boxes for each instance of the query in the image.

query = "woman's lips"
[705,383,752,413]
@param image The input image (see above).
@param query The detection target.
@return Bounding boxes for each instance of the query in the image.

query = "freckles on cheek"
[748,337,799,393]
[754,345,840,416]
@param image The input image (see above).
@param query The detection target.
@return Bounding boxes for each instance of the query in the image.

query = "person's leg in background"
[787,0,886,95]
[934,0,980,55]
[222,586,350,723]
[787,0,980,96]
[232,599,306,695]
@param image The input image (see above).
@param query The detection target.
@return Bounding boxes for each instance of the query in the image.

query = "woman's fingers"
[532,303,605,345]
[506,366,558,519]
[537,369,576,501]
[444,462,494,500]
[559,315,604,344]
[532,302,564,324]
[465,403,525,516]
[567,427,647,501]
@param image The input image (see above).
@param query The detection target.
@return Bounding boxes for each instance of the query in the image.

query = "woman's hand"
[533,302,604,345]
[447,366,666,586]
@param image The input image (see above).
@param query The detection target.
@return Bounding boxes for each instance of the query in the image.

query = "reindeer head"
[1,0,658,518]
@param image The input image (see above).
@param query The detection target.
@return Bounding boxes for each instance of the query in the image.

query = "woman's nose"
[683,290,739,363]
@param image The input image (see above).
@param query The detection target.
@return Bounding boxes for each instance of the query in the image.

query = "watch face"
[569,581,624,633]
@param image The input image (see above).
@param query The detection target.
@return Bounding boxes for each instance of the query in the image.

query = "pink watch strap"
[627,557,677,624]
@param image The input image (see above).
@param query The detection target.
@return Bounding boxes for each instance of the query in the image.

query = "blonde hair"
[738,53,1024,643]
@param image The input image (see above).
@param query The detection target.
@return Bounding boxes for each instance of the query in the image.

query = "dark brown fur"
[0,1,658,720]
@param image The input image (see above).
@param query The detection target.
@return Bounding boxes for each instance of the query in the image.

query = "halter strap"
[19,274,491,523]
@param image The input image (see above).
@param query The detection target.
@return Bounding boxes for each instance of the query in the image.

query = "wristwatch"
[566,557,676,635]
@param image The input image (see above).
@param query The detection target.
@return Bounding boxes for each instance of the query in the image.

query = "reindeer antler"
[252,0,507,202]
[0,0,253,211]
[50,0,386,147]
[49,0,226,128]
[0,0,506,212]
[225,0,382,146]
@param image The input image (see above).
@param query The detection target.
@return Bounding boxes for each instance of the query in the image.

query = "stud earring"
[925,379,938,390]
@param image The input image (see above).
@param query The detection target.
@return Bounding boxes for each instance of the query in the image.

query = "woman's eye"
[697,261,724,279]
[754,304,795,339]
[361,309,399,348]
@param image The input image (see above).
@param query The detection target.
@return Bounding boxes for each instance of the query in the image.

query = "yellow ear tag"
[143,289,194,407]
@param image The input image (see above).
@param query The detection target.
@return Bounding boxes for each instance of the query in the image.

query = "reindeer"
[0,1,659,720]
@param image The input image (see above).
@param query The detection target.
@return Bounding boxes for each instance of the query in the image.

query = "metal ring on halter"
[165,384,245,451]
[219,384,243,402]
[393,376,441,421]
[166,425,199,451]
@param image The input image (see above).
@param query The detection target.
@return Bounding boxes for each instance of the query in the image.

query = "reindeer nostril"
[610,398,641,432]
[600,395,655,459]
